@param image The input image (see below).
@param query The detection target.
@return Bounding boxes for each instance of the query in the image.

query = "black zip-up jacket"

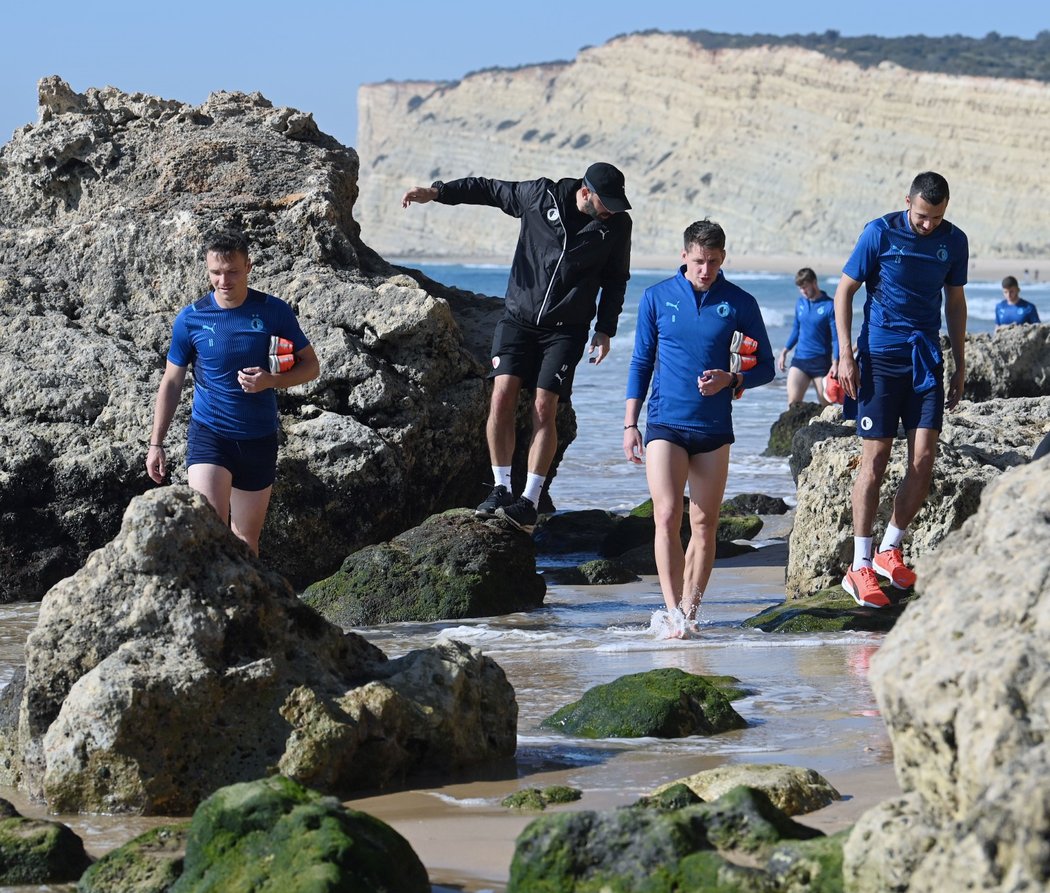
[433,176,632,336]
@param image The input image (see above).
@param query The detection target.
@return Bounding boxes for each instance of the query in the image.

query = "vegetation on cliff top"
[669,29,1050,82]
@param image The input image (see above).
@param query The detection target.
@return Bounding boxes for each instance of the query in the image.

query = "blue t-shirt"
[843,210,968,359]
[626,269,775,435]
[785,291,839,360]
[168,289,310,439]
[996,298,1040,326]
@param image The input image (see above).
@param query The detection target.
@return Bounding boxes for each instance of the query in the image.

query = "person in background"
[835,172,967,608]
[995,275,1040,326]
[624,219,775,638]
[146,229,320,555]
[401,163,632,533]
[778,267,839,405]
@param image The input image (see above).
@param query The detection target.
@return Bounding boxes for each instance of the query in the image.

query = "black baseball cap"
[583,162,631,213]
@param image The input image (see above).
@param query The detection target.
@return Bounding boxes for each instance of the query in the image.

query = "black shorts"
[644,424,734,456]
[490,313,588,399]
[790,354,832,378]
[186,418,279,491]
[848,354,945,438]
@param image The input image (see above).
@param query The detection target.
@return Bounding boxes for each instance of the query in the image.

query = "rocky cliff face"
[357,33,1050,260]
[0,77,503,600]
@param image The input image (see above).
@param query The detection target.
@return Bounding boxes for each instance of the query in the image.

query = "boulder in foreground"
[0,488,516,814]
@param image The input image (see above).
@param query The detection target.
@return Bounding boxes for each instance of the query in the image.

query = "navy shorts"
[791,354,832,379]
[490,313,588,399]
[853,355,944,438]
[645,424,734,456]
[186,418,279,491]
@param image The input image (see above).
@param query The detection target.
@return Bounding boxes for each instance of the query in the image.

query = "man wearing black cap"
[402,163,632,532]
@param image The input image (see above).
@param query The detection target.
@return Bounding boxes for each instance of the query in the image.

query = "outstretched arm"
[401,186,438,208]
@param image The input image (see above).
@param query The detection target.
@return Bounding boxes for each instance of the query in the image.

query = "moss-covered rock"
[655,764,840,816]
[302,509,545,624]
[78,823,190,893]
[0,799,91,885]
[634,782,705,811]
[577,559,639,585]
[170,775,429,893]
[765,402,823,457]
[502,786,583,810]
[767,830,849,893]
[533,509,621,555]
[506,786,826,892]
[542,668,747,738]
[741,586,912,633]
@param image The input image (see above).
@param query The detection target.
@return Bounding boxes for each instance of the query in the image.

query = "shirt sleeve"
[739,297,776,390]
[1030,304,1041,324]
[595,215,632,337]
[166,308,194,367]
[842,221,880,283]
[785,300,801,350]
[945,229,969,287]
[625,289,658,401]
[435,177,541,218]
[274,300,311,352]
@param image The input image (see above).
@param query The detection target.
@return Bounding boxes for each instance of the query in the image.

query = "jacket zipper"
[535,187,567,325]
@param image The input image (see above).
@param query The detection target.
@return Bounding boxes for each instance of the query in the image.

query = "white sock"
[852,536,873,570]
[522,472,545,506]
[879,524,906,553]
[492,466,512,490]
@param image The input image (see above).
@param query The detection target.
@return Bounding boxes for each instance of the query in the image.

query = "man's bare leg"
[680,445,731,623]
[645,440,690,617]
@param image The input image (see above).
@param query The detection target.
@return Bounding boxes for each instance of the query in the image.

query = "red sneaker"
[730,331,759,355]
[873,548,917,590]
[842,565,890,608]
[824,374,845,404]
[729,353,758,373]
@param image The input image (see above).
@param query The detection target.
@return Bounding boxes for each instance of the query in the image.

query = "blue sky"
[1,0,1046,149]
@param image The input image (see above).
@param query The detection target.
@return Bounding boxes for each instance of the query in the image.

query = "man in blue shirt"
[146,230,320,555]
[835,172,968,608]
[624,220,774,636]
[778,267,838,405]
[996,276,1041,326]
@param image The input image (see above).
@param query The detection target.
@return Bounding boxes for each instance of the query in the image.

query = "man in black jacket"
[402,163,632,532]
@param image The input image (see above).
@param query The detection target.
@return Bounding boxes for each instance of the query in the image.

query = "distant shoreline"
[391,254,1050,282]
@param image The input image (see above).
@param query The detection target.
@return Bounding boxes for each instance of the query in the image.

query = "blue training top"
[626,269,775,435]
[785,291,839,360]
[843,210,968,360]
[996,298,1040,326]
[168,288,310,439]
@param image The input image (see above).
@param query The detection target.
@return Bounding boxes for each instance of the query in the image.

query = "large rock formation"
[785,396,1050,596]
[0,76,505,601]
[0,487,517,814]
[358,32,1050,260]
[843,458,1050,892]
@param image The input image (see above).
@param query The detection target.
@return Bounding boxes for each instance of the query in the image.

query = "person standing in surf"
[778,267,839,405]
[624,220,775,637]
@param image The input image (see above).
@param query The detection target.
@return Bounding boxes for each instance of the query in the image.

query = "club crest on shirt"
[547,208,560,223]
[817,306,826,315]
[251,315,264,331]
[937,246,949,262]
[716,303,731,318]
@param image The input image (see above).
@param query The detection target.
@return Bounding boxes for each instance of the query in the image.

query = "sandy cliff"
[357,33,1050,263]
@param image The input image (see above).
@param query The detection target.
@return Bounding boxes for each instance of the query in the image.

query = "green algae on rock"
[742,586,912,633]
[502,786,583,810]
[0,798,91,886]
[542,668,747,738]
[78,823,190,893]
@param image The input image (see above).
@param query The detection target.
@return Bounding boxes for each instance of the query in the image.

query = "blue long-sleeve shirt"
[785,291,839,360]
[626,269,775,435]
[996,298,1040,326]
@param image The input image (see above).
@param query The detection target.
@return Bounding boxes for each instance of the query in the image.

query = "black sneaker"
[475,484,514,519]
[496,496,538,533]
